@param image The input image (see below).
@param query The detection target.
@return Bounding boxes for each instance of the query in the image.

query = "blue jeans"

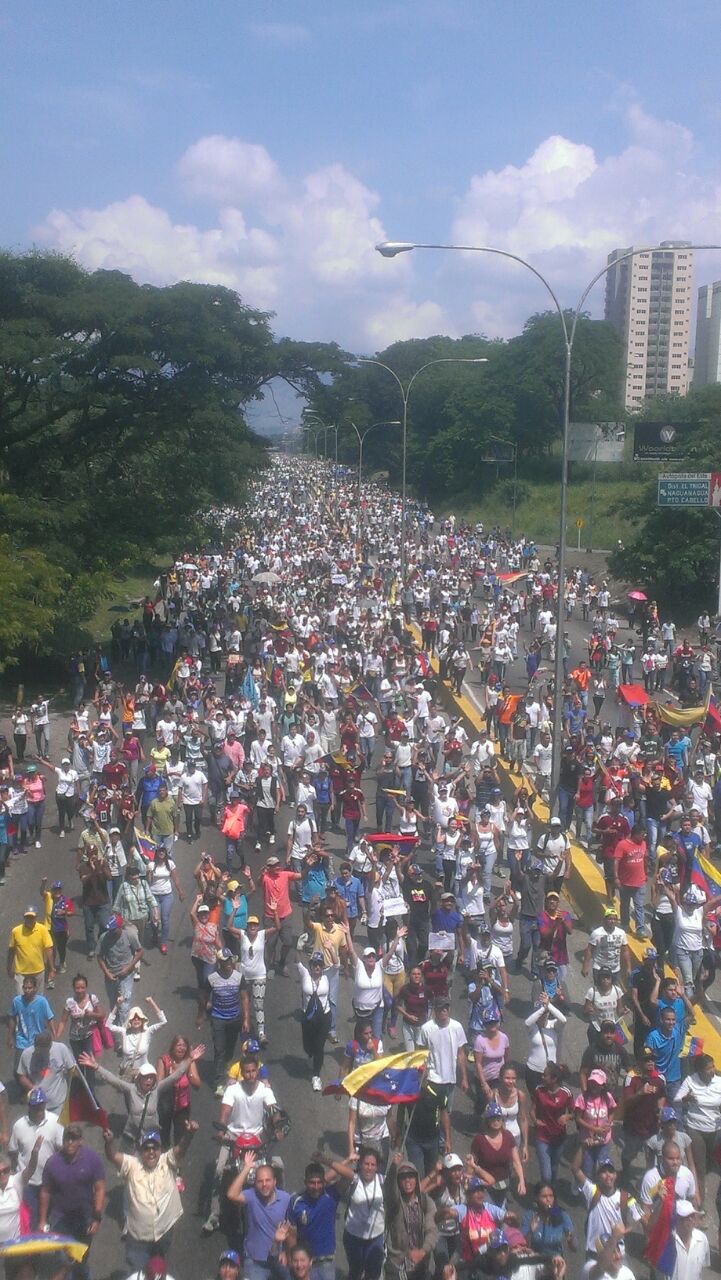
[27,800,45,839]
[557,787,574,830]
[646,818,660,868]
[244,1263,273,1280]
[105,972,134,1025]
[375,796,395,831]
[153,892,173,945]
[126,1228,174,1272]
[406,1135,439,1175]
[345,817,360,852]
[343,1231,384,1280]
[674,944,702,998]
[619,884,645,933]
[517,914,540,968]
[311,1262,336,1280]
[582,1140,610,1178]
[536,1136,565,1182]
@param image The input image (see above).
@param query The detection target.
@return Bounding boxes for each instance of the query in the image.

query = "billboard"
[633,421,687,462]
[567,422,625,463]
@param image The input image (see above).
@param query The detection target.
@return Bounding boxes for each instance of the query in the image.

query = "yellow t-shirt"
[310,921,345,967]
[9,922,53,973]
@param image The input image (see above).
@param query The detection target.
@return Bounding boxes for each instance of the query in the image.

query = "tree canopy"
[609,384,721,611]
[0,250,346,670]
[304,313,623,498]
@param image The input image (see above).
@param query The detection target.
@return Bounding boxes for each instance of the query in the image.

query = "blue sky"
[3,0,721,370]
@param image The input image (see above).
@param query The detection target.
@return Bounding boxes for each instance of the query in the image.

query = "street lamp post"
[480,436,518,534]
[358,356,488,582]
[345,418,402,538]
[376,239,721,807]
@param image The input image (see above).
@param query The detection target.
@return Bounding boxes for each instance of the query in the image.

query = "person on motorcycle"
[202,1054,284,1237]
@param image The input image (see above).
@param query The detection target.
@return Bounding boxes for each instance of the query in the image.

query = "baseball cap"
[144,1260,168,1280]
[137,1064,158,1078]
[108,826,121,835]
[640,1045,657,1060]
[550,817,562,826]
[216,948,233,962]
[266,856,280,867]
[139,1128,162,1145]
[603,907,618,918]
[51,880,63,890]
[362,947,377,957]
[61,756,71,764]
[226,880,240,891]
[434,995,451,1010]
[28,1088,47,1106]
[660,1106,678,1122]
[482,1009,500,1025]
[467,1176,485,1190]
[588,1069,608,1085]
[442,1153,463,1169]
[644,947,658,960]
[23,906,37,917]
[485,1101,503,1117]
[246,915,260,925]
[675,1200,696,1217]
[219,1252,241,1266]
[197,903,210,915]
[103,914,122,931]
[488,1229,509,1249]
[597,1159,615,1171]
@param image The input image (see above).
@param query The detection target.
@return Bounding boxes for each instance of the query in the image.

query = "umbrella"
[252,571,282,584]
[627,590,647,601]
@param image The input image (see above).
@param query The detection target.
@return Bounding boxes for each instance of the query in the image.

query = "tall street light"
[345,418,402,537]
[376,238,721,806]
[357,355,488,582]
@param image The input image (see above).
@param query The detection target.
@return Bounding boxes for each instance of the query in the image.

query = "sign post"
[575,517,584,551]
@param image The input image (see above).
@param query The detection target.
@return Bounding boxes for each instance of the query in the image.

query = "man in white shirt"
[686,768,714,824]
[178,761,207,840]
[470,728,495,771]
[639,1141,697,1210]
[418,998,468,1103]
[9,1089,63,1225]
[203,1058,280,1234]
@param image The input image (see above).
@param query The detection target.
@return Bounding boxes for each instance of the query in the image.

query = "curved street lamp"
[357,355,488,580]
[375,238,721,805]
[344,417,402,534]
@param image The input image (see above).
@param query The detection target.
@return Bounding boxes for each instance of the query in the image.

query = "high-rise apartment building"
[604,241,694,410]
[693,281,721,388]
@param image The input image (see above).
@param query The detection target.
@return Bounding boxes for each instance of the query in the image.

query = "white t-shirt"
[640,1165,696,1205]
[588,925,627,972]
[584,983,624,1031]
[54,767,78,796]
[419,1018,467,1085]
[673,905,704,952]
[353,959,384,1012]
[179,770,207,804]
[8,1114,63,1186]
[221,1080,277,1137]
[675,1072,721,1132]
[150,859,176,897]
[297,963,330,1013]
[345,1172,385,1240]
[0,1172,24,1243]
[580,1179,641,1254]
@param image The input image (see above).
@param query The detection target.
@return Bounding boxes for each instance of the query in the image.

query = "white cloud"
[178,135,282,205]
[453,104,721,330]
[34,107,721,350]
[364,296,452,348]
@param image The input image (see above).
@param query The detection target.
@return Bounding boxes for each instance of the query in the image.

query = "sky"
[3,0,721,426]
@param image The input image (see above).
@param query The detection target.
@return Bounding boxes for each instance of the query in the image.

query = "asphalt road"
[1,625,719,1279]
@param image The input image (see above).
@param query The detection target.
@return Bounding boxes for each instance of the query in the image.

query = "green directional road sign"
[657,473,714,506]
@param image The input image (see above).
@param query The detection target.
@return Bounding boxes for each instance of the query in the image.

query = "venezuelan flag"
[682,1029,704,1058]
[60,1069,109,1129]
[689,852,721,900]
[134,828,159,863]
[644,1175,676,1274]
[0,1236,89,1264]
[323,1049,428,1104]
[614,1017,632,1047]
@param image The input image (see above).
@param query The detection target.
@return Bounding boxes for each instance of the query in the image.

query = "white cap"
[675,1200,696,1218]
[442,1153,463,1169]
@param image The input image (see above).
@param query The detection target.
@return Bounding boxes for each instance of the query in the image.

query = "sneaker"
[159,944,167,955]
[87,951,96,960]
[59,964,67,973]
[0,878,5,886]
[133,970,141,981]
[214,1083,225,1097]
[311,1076,322,1092]
[35,841,41,849]
[59,831,65,839]
[329,1032,338,1044]
[255,842,261,851]
[47,980,55,989]
[201,1214,219,1236]
[269,834,276,845]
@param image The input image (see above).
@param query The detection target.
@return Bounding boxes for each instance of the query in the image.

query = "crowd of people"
[0,455,720,1280]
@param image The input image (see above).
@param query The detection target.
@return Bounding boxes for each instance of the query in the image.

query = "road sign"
[657,473,721,506]
[576,518,585,528]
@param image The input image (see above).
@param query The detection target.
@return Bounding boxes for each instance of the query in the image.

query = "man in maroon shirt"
[618,1047,666,1181]
[612,823,650,939]
[530,1063,574,1183]
[593,797,631,904]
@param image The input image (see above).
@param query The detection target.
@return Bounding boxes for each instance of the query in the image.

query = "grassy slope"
[451,476,641,549]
